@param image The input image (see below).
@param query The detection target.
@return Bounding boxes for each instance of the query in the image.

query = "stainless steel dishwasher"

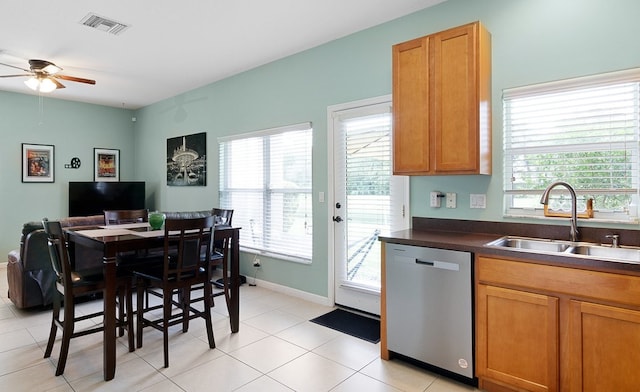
[386,243,474,382]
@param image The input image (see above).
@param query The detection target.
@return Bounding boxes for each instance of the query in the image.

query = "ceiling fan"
[0,59,95,93]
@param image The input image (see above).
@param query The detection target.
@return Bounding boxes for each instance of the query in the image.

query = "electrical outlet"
[446,192,457,208]
[253,258,261,268]
[470,194,487,209]
[430,191,441,208]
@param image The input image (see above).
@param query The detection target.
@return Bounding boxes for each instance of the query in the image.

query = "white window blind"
[218,123,313,262]
[503,69,640,221]
[334,104,398,231]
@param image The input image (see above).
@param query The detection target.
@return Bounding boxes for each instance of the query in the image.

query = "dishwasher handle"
[415,258,460,271]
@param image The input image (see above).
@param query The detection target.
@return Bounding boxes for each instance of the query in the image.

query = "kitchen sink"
[485,236,572,253]
[485,236,640,264]
[570,245,640,263]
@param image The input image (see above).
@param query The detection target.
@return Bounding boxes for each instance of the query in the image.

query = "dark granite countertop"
[379,217,640,277]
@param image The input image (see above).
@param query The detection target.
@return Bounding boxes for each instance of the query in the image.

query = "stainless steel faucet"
[606,234,620,248]
[540,181,579,242]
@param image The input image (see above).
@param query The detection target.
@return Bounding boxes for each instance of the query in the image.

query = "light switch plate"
[446,192,457,208]
[430,191,441,207]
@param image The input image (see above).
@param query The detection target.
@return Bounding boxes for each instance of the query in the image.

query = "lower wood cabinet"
[477,285,558,392]
[476,255,640,392]
[569,300,640,392]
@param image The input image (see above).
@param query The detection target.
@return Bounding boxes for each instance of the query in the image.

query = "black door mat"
[310,308,380,343]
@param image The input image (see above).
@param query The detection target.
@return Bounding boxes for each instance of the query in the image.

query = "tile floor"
[0,263,481,392]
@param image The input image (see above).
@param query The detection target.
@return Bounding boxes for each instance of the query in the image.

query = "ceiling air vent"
[80,13,130,35]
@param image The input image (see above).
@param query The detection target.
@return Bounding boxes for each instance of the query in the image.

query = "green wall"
[0,92,135,257]
[408,0,640,222]
[3,0,640,299]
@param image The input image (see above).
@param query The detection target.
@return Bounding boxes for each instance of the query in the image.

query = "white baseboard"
[250,278,333,307]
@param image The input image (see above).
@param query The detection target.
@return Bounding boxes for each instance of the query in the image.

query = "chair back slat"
[104,209,149,225]
[163,216,215,281]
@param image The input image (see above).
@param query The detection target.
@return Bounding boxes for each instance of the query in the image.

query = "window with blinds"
[218,123,313,262]
[503,69,640,222]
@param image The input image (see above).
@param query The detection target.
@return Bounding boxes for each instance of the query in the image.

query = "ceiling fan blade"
[0,74,31,78]
[50,78,66,89]
[0,61,30,72]
[55,74,96,85]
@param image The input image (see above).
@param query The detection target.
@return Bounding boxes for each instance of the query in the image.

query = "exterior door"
[329,96,409,315]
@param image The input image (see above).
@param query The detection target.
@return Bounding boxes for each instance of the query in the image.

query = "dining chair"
[211,208,233,281]
[187,226,236,314]
[41,218,134,376]
[133,216,216,368]
[104,209,149,225]
[211,230,235,304]
[212,208,233,227]
[104,208,152,326]
[186,209,234,311]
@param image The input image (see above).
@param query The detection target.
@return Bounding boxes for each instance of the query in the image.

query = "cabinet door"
[477,284,559,392]
[432,23,479,173]
[392,36,430,175]
[569,300,640,392]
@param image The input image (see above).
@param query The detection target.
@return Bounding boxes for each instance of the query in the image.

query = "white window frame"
[218,122,313,263]
[503,68,640,224]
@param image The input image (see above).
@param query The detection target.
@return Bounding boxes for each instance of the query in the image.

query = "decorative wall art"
[64,157,82,169]
[94,148,120,182]
[166,132,206,186]
[22,143,54,183]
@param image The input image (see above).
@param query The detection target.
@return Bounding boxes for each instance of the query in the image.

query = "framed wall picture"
[94,148,120,182]
[22,143,54,183]
[166,132,206,186]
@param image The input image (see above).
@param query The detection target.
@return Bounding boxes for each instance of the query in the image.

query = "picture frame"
[166,132,207,186]
[22,143,54,183]
[94,148,120,182]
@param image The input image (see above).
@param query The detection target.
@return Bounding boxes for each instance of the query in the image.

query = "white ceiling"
[0,0,445,109]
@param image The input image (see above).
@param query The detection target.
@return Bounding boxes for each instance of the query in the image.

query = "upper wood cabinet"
[392,21,492,175]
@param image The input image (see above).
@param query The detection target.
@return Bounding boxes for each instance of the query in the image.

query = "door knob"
[332,216,343,222]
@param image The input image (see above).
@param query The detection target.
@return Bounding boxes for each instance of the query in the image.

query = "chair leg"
[181,288,191,333]
[136,279,145,349]
[162,288,172,368]
[124,283,135,352]
[222,262,231,310]
[55,294,75,376]
[117,289,125,337]
[44,290,61,359]
[203,280,216,349]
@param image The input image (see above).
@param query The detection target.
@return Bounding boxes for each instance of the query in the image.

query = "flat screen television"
[68,181,145,217]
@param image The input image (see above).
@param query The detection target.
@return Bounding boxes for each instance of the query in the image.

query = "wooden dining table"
[64,223,241,381]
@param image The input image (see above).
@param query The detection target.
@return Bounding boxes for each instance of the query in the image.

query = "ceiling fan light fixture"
[24,77,39,91]
[40,77,57,92]
[24,76,57,93]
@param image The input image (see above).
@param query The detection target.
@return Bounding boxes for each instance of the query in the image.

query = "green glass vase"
[148,211,166,230]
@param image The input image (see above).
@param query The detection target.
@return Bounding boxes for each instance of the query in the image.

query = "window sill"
[506,211,640,225]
